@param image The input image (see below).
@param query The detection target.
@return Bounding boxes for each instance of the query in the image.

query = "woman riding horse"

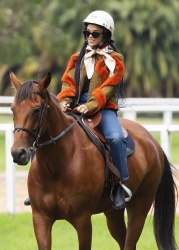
[57,10,130,210]
[10,10,178,250]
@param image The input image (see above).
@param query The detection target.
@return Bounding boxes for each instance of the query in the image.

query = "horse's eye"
[34,107,41,113]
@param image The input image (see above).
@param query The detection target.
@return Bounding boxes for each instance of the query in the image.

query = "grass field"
[0,213,178,250]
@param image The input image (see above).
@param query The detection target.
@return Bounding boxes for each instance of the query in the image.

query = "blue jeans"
[97,109,129,181]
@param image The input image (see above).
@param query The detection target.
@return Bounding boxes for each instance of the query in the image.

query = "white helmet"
[83,10,114,34]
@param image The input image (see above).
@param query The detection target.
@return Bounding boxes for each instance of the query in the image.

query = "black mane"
[15,80,39,104]
[15,80,59,105]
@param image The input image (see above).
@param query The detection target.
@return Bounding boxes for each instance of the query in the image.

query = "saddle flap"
[83,112,128,140]
[83,112,102,128]
[83,112,106,142]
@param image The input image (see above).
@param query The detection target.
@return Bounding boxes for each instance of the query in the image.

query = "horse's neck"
[38,97,75,160]
[47,97,71,136]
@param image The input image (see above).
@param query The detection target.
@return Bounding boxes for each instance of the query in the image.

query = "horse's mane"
[15,80,39,104]
[50,93,59,104]
[15,80,60,108]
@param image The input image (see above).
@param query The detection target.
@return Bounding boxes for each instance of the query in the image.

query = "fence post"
[5,125,16,214]
[122,110,137,120]
[163,111,172,126]
[160,128,171,160]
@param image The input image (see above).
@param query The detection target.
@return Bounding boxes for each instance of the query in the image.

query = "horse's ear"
[9,71,21,89]
[39,72,51,91]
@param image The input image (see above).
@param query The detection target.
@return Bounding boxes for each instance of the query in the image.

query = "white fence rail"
[119,98,179,160]
[0,96,179,214]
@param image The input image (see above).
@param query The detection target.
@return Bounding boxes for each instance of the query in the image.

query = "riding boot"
[111,184,125,210]
[24,197,31,206]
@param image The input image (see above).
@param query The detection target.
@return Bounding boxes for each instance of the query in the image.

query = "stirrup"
[119,181,132,202]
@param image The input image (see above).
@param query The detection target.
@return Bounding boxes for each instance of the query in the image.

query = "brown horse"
[10,71,178,250]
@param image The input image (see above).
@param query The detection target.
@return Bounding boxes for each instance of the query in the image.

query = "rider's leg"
[98,109,129,209]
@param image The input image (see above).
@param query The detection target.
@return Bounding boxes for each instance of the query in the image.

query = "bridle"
[14,91,82,151]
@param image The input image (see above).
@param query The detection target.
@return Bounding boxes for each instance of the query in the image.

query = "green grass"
[0,213,178,250]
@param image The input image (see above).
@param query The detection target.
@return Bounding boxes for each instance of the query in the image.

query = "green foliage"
[0,0,179,97]
[108,0,179,97]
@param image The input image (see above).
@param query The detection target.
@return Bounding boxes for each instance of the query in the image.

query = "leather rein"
[14,92,82,151]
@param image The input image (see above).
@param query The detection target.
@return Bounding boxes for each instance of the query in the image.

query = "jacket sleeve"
[56,54,78,104]
[86,54,124,114]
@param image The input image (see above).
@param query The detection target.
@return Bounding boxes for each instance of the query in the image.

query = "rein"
[14,91,82,151]
[35,114,83,149]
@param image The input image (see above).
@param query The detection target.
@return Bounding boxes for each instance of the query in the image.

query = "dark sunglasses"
[83,30,103,38]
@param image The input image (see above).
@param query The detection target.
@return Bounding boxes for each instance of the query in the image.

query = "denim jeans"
[97,109,129,181]
[79,92,88,105]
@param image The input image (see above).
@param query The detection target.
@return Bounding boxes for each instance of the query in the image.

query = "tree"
[0,0,179,97]
[109,0,179,97]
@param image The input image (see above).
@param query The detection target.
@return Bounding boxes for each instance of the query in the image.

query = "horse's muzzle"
[11,148,31,165]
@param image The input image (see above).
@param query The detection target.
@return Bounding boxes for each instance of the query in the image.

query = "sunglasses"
[83,30,103,38]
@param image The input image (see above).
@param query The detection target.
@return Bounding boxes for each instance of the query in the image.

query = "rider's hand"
[60,103,71,112]
[76,104,89,114]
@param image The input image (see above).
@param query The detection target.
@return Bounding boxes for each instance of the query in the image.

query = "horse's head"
[10,71,51,165]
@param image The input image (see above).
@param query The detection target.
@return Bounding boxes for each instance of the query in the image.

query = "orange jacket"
[57,51,124,115]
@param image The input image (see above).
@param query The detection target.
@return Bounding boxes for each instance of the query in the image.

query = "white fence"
[0,96,179,214]
[119,98,179,160]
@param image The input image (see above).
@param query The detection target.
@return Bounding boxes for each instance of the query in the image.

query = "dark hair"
[74,40,88,104]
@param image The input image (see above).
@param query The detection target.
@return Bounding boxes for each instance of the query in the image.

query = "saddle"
[83,112,134,156]
[70,111,135,180]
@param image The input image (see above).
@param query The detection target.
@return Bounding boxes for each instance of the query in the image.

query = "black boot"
[24,197,30,206]
[111,184,125,210]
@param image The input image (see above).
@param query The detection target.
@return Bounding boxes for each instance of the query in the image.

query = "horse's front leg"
[32,211,53,250]
[73,213,92,250]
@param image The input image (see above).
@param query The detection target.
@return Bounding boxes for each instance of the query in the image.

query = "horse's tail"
[154,151,178,250]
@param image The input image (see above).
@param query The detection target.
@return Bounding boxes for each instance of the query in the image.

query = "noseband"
[14,91,82,151]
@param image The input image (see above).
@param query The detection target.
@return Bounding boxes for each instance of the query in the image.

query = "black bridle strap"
[14,127,36,138]
[35,114,83,148]
[13,93,48,141]
[13,89,83,150]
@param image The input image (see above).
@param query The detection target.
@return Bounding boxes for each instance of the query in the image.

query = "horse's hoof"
[111,185,125,210]
[24,197,31,206]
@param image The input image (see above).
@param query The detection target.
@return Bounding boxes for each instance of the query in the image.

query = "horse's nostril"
[19,149,26,158]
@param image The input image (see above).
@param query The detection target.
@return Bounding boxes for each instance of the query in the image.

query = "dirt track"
[0,168,179,214]
[0,171,31,213]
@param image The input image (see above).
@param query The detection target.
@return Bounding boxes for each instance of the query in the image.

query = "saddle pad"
[83,117,135,156]
[126,132,135,156]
